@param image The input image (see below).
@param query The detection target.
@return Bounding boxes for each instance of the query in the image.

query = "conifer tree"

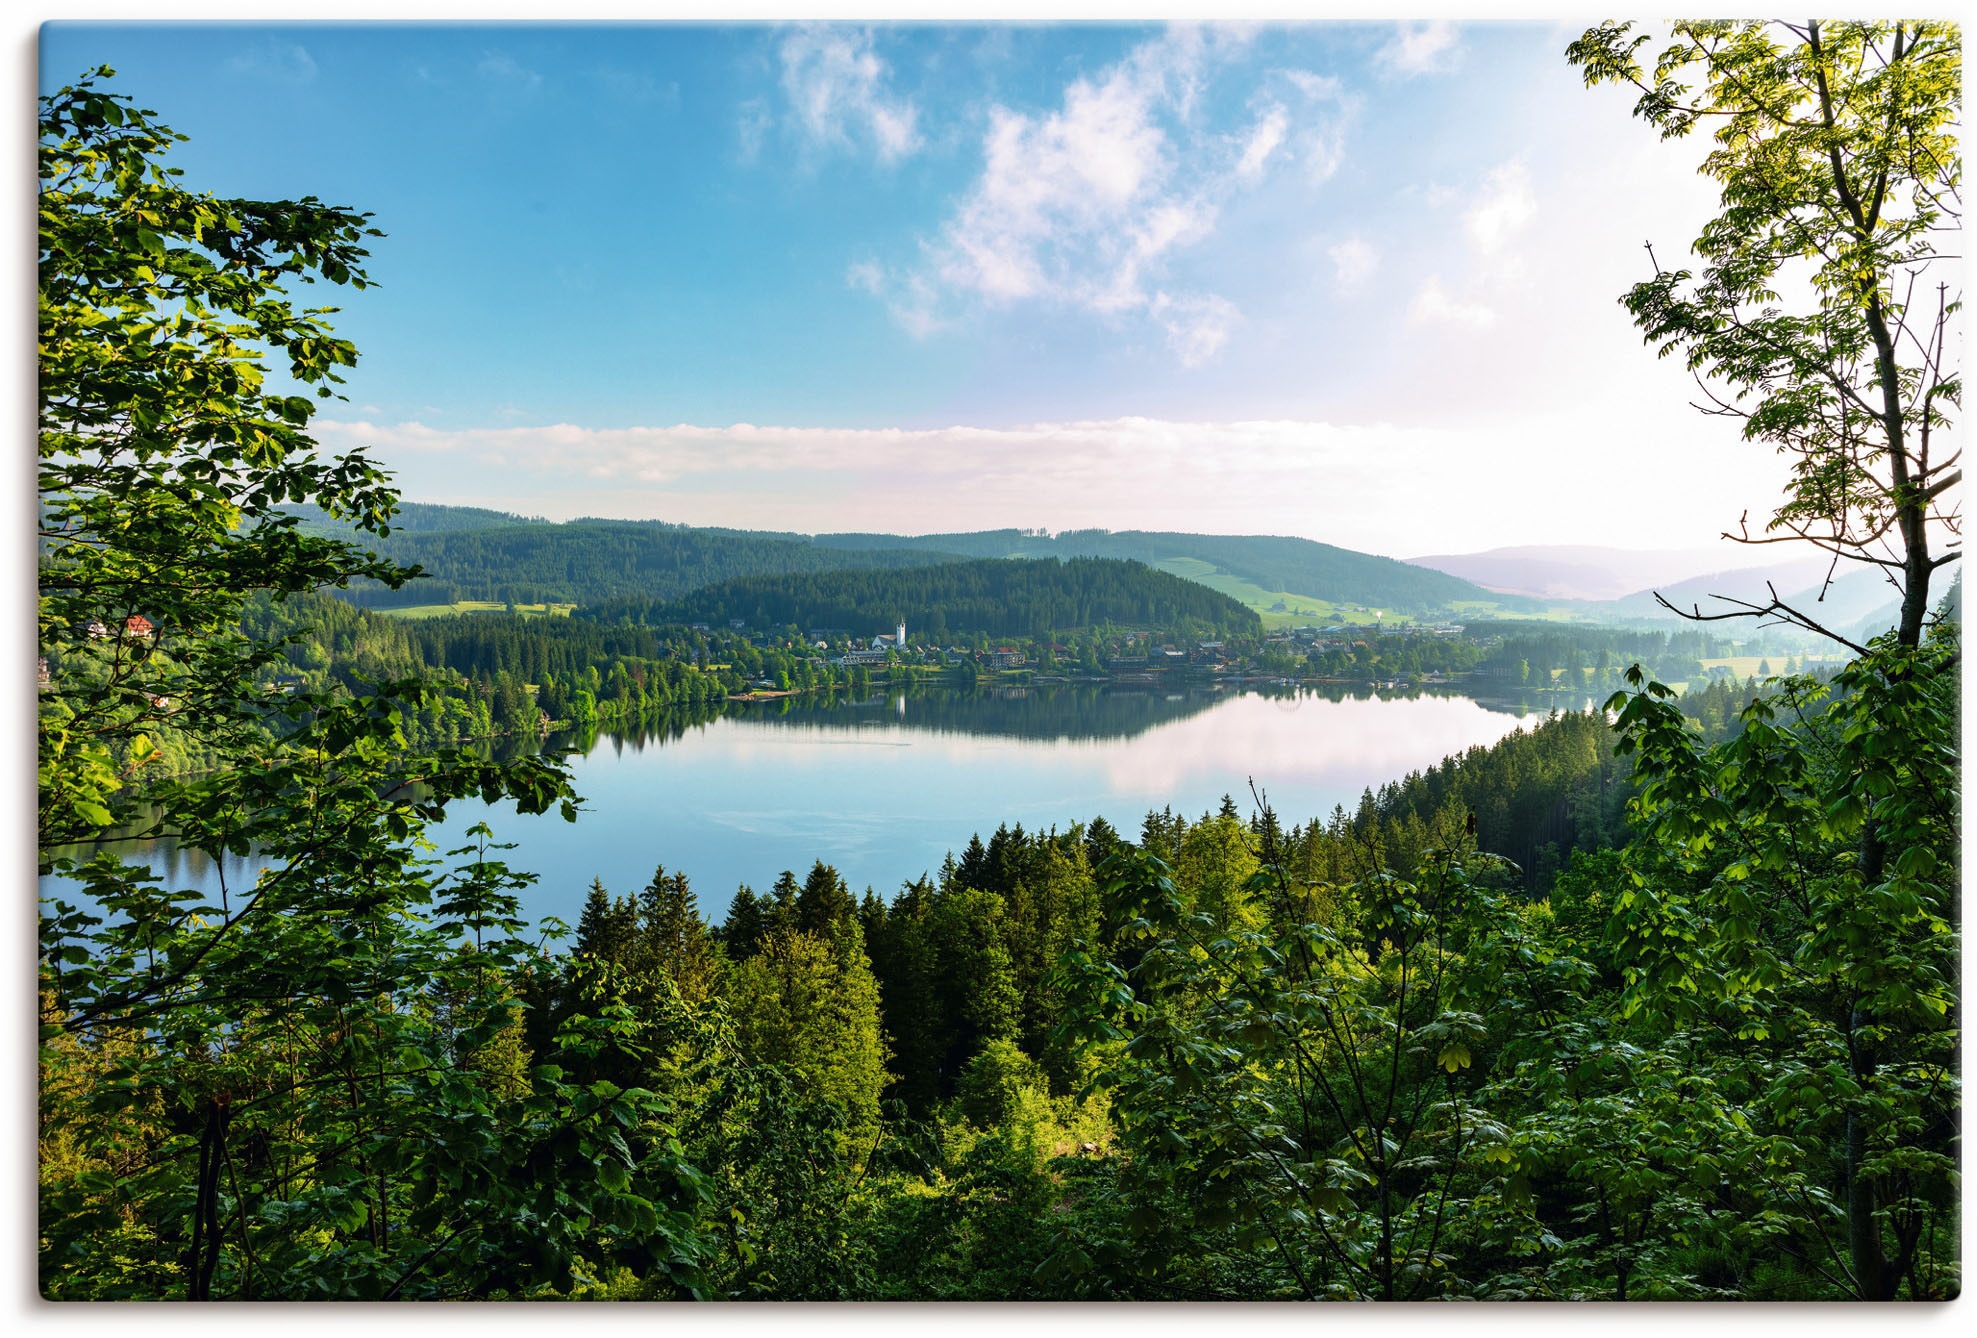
[796,860,856,935]
[640,865,720,1004]
[719,885,766,960]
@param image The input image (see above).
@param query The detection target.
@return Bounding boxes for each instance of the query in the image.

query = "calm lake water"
[44,684,1566,931]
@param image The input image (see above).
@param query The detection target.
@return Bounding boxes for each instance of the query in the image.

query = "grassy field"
[1699,652,1849,678]
[377,600,576,620]
[1146,556,1602,629]
[1149,557,1407,630]
[1444,599,1590,623]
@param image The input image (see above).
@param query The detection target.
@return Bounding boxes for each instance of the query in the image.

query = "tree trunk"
[1845,1000,1894,1299]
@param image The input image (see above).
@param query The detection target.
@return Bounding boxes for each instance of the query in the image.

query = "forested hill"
[282,504,1527,616]
[280,507,966,608]
[282,500,547,533]
[814,529,1535,615]
[591,557,1263,638]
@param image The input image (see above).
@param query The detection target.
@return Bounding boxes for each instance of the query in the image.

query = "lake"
[43,683,1569,931]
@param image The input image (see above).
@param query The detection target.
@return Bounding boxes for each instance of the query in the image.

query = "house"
[86,620,110,640]
[37,656,50,689]
[835,648,889,667]
[124,615,155,637]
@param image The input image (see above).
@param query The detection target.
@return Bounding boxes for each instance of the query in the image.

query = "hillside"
[593,556,1264,639]
[281,509,965,608]
[286,505,1541,619]
[815,528,1533,617]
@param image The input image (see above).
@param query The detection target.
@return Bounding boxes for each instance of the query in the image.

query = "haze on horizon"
[42,18,1802,559]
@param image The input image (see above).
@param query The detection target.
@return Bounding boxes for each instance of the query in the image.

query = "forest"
[286,503,1523,619]
[313,512,964,609]
[37,20,1961,1305]
[815,526,1536,616]
[617,555,1263,640]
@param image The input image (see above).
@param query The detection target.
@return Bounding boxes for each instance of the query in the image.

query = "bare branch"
[1652,581,1872,656]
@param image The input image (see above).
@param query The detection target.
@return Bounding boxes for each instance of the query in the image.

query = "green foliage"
[1569,20,1960,647]
[728,921,891,1156]
[280,504,961,610]
[635,555,1263,639]
[1059,842,1531,1299]
[816,528,1530,617]
[37,68,408,849]
[32,70,733,1301]
[1599,633,1960,1299]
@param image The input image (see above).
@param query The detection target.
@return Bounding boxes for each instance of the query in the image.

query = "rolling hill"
[284,504,1550,620]
[591,556,1264,639]
[815,529,1537,619]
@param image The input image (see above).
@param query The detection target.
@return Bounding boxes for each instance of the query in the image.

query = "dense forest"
[38,23,1962,1306]
[311,514,965,608]
[607,555,1264,639]
[283,506,1525,618]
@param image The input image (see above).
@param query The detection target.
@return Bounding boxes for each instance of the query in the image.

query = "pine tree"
[640,865,720,1003]
[795,861,856,935]
[765,870,802,939]
[720,885,766,960]
[955,834,990,892]
[575,877,636,963]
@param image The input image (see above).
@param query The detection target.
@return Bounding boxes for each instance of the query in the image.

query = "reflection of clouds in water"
[1092,694,1528,796]
[597,692,1532,814]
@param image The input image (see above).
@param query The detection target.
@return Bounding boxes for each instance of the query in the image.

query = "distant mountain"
[278,509,965,609]
[1823,568,1957,643]
[1613,560,1888,623]
[1405,544,1825,603]
[818,529,1528,616]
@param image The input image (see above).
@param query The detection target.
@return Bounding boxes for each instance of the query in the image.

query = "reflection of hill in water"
[566,681,1549,753]
[746,684,1223,743]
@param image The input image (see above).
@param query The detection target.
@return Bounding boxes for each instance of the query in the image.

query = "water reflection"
[44,683,1568,931]
[561,680,1561,755]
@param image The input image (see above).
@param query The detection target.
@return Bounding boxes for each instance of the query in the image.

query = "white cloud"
[1328,238,1379,289]
[226,40,317,84]
[845,260,885,295]
[1279,70,1354,183]
[477,51,543,94]
[936,73,1169,304]
[1466,160,1536,254]
[843,260,946,338]
[315,410,1789,556]
[779,27,921,164]
[1150,292,1240,367]
[1378,22,1460,77]
[1409,276,1496,329]
[860,30,1342,367]
[1235,105,1288,180]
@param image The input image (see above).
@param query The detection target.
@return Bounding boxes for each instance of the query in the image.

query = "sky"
[37,16,1803,558]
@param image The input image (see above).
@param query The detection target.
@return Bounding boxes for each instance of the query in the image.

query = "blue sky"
[38,18,1794,555]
